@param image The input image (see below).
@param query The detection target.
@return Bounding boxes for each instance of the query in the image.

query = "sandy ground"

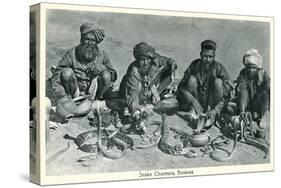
[43,109,270,176]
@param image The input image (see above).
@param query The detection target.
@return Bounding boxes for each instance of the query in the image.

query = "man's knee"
[257,90,270,115]
[213,78,224,95]
[258,90,269,100]
[99,70,112,83]
[214,78,223,90]
[179,75,198,98]
[178,75,198,106]
[208,78,223,108]
[60,68,75,82]
[187,75,198,88]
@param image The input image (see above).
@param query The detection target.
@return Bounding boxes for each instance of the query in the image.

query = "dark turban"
[80,23,105,43]
[133,42,157,59]
[201,39,217,50]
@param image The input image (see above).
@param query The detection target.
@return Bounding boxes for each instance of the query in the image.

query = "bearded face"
[79,32,99,62]
[200,49,215,65]
[79,44,98,62]
[246,66,259,80]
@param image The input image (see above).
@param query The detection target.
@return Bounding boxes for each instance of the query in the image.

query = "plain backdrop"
[0,0,280,187]
[45,9,270,82]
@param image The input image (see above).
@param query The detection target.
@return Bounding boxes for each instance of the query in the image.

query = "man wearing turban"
[118,42,177,131]
[51,23,117,103]
[236,49,270,135]
[177,40,232,128]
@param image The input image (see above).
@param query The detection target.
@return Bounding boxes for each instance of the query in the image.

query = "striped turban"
[133,42,157,59]
[80,23,105,43]
[243,49,263,68]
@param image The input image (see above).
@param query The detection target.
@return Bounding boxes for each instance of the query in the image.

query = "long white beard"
[80,45,98,62]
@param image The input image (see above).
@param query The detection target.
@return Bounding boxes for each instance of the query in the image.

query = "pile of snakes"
[46,104,269,164]
[158,113,196,156]
[74,104,163,162]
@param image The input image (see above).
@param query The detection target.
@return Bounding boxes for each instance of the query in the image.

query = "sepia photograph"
[29,3,273,185]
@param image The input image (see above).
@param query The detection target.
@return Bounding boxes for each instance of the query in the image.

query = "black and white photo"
[30,3,273,185]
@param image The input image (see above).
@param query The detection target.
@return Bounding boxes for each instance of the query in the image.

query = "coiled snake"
[94,101,134,159]
[241,112,269,159]
[210,112,269,162]
[73,101,134,161]
[210,116,239,162]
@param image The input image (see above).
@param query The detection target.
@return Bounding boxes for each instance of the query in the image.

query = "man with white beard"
[236,49,270,138]
[51,23,117,102]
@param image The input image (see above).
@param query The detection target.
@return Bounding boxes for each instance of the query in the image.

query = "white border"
[37,3,274,185]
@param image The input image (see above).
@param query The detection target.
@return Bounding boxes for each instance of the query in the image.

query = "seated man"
[236,49,270,137]
[118,42,177,131]
[177,40,232,128]
[51,23,117,117]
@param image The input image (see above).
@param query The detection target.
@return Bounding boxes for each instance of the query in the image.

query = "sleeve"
[259,70,270,92]
[157,55,177,72]
[176,62,197,105]
[102,51,117,82]
[217,63,232,98]
[236,69,248,94]
[125,68,142,114]
[213,63,233,113]
[51,53,72,98]
[235,69,249,112]
[178,61,194,91]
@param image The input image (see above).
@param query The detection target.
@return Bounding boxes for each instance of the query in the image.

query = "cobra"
[241,112,269,159]
[93,101,133,159]
[210,115,239,162]
[72,101,134,161]
[210,112,269,162]
[158,113,191,156]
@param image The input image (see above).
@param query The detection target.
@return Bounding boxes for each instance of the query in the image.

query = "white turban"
[243,49,263,68]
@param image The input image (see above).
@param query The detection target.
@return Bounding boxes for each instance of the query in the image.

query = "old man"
[177,40,232,128]
[51,23,117,103]
[236,49,270,136]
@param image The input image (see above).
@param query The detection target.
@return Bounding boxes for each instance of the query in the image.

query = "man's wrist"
[240,106,246,113]
[212,108,218,114]
[132,110,141,120]
[132,110,141,116]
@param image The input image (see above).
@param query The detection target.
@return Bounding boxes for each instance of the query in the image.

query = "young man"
[236,49,270,134]
[118,42,177,130]
[177,40,232,128]
[51,23,117,102]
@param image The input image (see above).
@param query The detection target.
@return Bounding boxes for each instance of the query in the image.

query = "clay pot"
[256,128,266,139]
[56,97,92,119]
[189,129,210,147]
[56,100,75,120]
[73,99,92,117]
[153,97,179,115]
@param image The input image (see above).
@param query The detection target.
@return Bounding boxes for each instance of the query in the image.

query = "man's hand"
[132,107,149,121]
[206,109,217,121]
[92,64,107,75]
[151,85,161,103]
[168,59,177,72]
[240,111,246,121]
